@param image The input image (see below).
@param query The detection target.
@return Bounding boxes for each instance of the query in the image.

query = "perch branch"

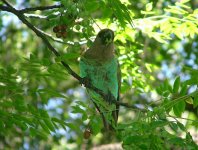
[19,4,63,13]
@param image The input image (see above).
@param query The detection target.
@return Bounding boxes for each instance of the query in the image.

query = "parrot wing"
[79,56,119,130]
[113,60,121,124]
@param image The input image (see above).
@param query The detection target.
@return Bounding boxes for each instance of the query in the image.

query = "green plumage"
[79,57,118,99]
[79,29,120,130]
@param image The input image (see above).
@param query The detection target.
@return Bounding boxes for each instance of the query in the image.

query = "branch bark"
[19,4,63,13]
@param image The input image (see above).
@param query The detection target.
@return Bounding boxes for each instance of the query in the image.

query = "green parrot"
[79,29,121,130]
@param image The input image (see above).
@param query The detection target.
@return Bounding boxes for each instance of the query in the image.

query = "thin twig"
[37,27,90,45]
[167,115,198,123]
[24,13,48,19]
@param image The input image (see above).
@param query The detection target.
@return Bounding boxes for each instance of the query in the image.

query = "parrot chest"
[79,57,118,99]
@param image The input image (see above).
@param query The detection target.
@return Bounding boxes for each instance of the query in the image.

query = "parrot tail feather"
[93,101,118,131]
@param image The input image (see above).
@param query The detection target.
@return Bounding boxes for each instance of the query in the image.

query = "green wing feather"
[79,56,120,129]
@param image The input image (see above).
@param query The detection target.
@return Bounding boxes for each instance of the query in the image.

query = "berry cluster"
[53,25,67,38]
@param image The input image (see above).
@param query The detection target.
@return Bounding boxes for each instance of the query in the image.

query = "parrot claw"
[80,77,91,87]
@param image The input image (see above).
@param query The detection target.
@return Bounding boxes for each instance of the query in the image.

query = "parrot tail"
[93,101,117,131]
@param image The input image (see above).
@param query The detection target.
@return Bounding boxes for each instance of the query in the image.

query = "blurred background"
[0,0,198,149]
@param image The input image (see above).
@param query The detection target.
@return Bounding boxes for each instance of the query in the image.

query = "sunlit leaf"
[146,2,153,11]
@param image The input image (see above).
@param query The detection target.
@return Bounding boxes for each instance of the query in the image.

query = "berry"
[60,25,67,31]
[61,32,67,38]
[56,32,62,38]
[53,26,59,33]
[83,129,91,139]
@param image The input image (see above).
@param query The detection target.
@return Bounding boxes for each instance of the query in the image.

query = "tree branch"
[19,4,63,13]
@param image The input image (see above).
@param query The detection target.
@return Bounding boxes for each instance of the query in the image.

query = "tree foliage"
[0,0,198,149]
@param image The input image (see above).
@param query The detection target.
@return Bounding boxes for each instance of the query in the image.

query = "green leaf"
[123,135,147,145]
[117,123,132,130]
[90,116,102,135]
[12,118,28,131]
[39,109,50,118]
[51,117,67,130]
[36,130,48,140]
[169,122,178,132]
[13,95,26,112]
[15,115,34,126]
[173,76,180,93]
[180,84,187,96]
[71,105,85,114]
[61,0,69,6]
[55,53,79,62]
[150,120,169,129]
[0,120,4,131]
[28,104,38,116]
[108,0,133,28]
[7,66,17,74]
[75,101,87,108]
[163,91,170,97]
[180,0,190,4]
[39,120,51,134]
[177,122,186,131]
[38,88,66,98]
[71,105,88,120]
[193,96,198,108]
[141,11,155,15]
[184,77,198,85]
[176,2,191,9]
[163,98,172,113]
[173,101,185,117]
[66,123,78,131]
[84,0,100,12]
[146,2,153,11]
[165,6,188,14]
[145,63,152,72]
[47,14,58,19]
[156,85,163,95]
[30,127,37,137]
[185,97,193,104]
[42,58,51,66]
[164,79,172,92]
[43,119,55,132]
[168,137,184,146]
[186,132,193,141]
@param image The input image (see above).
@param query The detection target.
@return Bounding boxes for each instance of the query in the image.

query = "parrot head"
[97,29,114,46]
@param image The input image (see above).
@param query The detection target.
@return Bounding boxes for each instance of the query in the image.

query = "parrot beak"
[97,29,114,46]
[103,31,114,45]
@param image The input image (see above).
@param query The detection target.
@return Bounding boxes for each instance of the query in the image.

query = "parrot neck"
[85,43,115,61]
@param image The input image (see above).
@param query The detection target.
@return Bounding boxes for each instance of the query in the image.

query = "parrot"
[79,29,121,131]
